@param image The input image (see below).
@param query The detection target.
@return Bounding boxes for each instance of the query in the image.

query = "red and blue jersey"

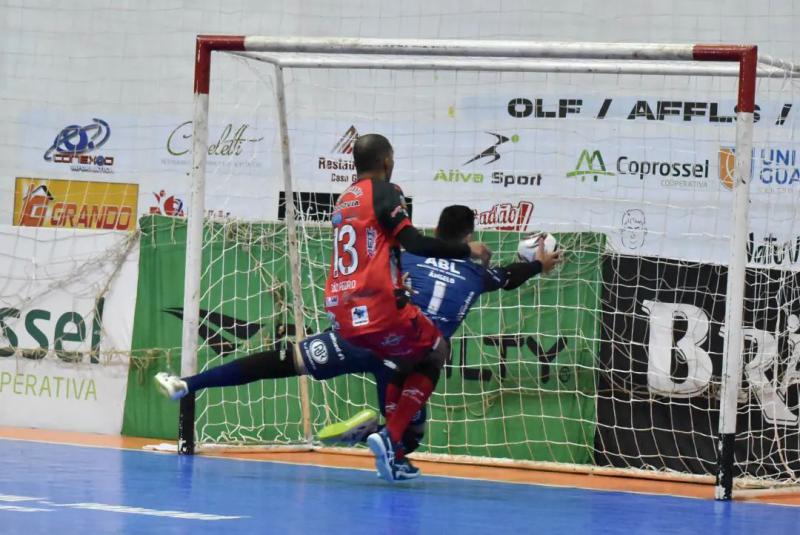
[324,178,412,338]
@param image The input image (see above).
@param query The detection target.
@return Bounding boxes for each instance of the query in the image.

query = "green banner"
[123,215,603,464]
[122,215,299,441]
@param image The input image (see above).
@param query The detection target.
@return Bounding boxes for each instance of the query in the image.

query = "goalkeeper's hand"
[536,239,563,274]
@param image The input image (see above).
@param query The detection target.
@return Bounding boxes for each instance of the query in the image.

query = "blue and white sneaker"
[393,457,421,480]
[367,428,398,482]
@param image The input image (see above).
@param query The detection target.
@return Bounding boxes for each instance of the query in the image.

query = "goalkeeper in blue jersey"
[155,205,562,481]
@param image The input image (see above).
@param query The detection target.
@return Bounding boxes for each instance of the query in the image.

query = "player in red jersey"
[324,134,491,481]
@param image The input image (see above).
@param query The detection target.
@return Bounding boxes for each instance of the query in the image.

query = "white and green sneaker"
[154,372,189,401]
[317,409,379,446]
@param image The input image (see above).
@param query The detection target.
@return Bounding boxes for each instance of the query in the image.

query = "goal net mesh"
[160,49,800,487]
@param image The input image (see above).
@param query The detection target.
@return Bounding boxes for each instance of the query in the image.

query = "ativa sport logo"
[164,308,263,358]
[463,132,514,165]
[435,132,543,188]
[320,125,358,183]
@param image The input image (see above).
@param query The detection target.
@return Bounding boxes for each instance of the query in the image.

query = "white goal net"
[156,38,800,496]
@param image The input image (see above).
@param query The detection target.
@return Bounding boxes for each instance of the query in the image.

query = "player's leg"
[154,344,302,400]
[317,358,393,445]
[366,312,447,481]
[301,331,399,444]
[370,340,446,467]
[377,365,427,453]
[317,364,427,479]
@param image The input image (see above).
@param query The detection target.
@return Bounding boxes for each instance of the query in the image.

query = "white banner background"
[0,227,138,433]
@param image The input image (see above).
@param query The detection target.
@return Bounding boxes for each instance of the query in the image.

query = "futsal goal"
[169,35,800,500]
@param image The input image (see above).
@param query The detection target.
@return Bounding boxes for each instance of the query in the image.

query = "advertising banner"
[597,254,800,478]
[0,226,138,433]
[14,177,139,231]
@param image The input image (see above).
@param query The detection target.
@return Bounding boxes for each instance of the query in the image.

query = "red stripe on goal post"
[692,44,757,113]
[194,35,247,95]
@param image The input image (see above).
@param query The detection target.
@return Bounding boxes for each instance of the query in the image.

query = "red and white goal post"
[178,36,800,501]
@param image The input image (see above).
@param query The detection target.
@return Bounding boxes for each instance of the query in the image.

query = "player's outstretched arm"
[485,240,563,291]
[372,180,492,265]
[396,226,491,265]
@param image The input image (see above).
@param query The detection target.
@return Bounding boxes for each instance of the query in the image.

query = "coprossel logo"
[566,149,615,182]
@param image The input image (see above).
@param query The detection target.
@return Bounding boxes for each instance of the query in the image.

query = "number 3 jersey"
[324,178,413,337]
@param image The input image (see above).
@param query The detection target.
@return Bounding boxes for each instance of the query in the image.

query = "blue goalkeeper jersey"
[402,251,508,339]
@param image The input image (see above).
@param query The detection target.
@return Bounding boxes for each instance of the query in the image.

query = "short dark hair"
[436,205,475,242]
[353,133,393,174]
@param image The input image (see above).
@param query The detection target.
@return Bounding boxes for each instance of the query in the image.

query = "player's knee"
[425,337,449,370]
[389,370,407,387]
[414,359,442,385]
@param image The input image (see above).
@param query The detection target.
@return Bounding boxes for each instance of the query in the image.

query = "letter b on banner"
[642,301,713,397]
[743,328,799,425]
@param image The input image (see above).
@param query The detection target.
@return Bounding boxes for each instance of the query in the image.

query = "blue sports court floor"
[1,437,798,534]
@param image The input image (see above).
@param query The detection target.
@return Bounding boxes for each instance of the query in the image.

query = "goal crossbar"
[184,35,767,501]
[234,53,792,78]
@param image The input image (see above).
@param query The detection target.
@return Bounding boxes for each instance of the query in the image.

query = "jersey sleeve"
[372,180,412,237]
[482,266,508,292]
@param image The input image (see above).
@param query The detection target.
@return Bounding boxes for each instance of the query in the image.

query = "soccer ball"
[517,232,559,263]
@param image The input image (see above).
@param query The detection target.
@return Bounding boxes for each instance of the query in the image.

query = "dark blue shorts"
[298,331,389,380]
[298,331,426,426]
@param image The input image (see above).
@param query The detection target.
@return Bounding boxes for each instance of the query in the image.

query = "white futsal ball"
[517,232,559,263]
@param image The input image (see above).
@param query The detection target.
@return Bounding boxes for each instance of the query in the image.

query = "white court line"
[0,490,245,520]
[0,504,52,512]
[48,502,245,520]
[0,494,44,502]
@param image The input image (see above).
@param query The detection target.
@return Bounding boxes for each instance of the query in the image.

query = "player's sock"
[383,379,404,459]
[386,372,436,445]
[384,380,402,420]
[184,346,297,393]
